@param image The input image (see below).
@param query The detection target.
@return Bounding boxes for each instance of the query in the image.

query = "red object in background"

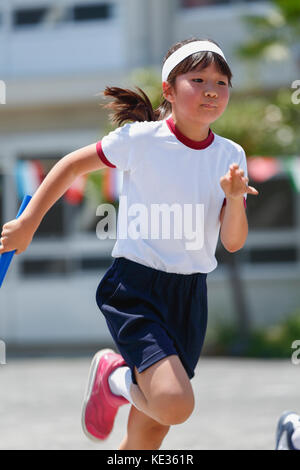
[65,174,87,205]
[247,157,282,183]
[102,167,122,202]
[33,160,45,185]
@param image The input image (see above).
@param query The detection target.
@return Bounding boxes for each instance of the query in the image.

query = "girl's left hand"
[220,163,259,200]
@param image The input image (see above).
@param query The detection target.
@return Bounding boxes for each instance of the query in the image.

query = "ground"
[0,356,299,450]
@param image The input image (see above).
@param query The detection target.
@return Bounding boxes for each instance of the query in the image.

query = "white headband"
[162,41,227,82]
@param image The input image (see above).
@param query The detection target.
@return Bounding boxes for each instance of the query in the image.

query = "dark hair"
[102,38,232,126]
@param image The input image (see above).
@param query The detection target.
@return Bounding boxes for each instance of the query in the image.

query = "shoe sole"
[81,348,115,443]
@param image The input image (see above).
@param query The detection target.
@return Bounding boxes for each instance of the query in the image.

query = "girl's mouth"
[201,103,217,109]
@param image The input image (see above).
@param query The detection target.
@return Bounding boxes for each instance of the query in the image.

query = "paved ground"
[0,355,299,450]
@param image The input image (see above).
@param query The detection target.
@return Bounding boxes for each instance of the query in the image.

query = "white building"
[0,0,299,350]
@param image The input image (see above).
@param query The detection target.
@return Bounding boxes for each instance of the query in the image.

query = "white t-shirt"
[96,117,247,274]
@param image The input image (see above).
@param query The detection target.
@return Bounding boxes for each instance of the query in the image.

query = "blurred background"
[0,0,300,368]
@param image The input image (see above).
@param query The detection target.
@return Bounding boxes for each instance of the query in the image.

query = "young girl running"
[0,38,258,450]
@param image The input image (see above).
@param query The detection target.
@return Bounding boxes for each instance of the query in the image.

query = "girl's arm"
[219,163,258,252]
[219,197,248,252]
[0,143,105,255]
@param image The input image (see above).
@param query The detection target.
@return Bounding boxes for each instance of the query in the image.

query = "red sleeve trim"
[222,197,247,209]
[96,141,116,169]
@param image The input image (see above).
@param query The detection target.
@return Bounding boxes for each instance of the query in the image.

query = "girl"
[0,38,258,450]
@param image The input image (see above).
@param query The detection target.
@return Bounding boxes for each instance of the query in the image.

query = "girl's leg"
[118,405,170,450]
[82,350,194,443]
[129,354,195,426]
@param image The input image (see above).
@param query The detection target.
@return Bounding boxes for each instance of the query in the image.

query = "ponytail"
[102,86,171,126]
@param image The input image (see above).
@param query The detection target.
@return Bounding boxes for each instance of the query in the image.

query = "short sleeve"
[96,123,135,172]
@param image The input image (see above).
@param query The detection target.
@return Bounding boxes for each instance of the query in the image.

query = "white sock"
[108,366,140,409]
[292,426,300,450]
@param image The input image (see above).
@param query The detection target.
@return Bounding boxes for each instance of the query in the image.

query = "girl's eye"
[218,81,227,85]
[192,79,203,83]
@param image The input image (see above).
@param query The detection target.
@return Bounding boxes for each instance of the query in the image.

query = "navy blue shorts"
[96,257,208,385]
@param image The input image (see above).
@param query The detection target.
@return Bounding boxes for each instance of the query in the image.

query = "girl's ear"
[162,81,175,104]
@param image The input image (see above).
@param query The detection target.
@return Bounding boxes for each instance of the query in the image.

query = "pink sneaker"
[81,348,129,441]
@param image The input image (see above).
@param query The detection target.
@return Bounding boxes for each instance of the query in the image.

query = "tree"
[237,0,300,67]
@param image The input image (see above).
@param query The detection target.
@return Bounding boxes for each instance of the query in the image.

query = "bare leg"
[127,355,195,426]
[118,405,170,450]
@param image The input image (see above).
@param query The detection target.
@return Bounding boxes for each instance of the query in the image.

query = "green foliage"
[237,0,300,63]
[210,309,300,358]
[130,67,163,110]
[212,88,300,156]
[274,0,300,24]
[85,170,104,206]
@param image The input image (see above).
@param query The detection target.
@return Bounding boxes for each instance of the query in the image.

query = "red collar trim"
[166,117,214,150]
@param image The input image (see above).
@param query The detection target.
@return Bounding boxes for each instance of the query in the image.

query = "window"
[80,257,113,271]
[21,258,71,276]
[16,156,73,238]
[216,171,298,265]
[181,0,230,7]
[14,155,119,276]
[246,175,295,229]
[181,0,262,6]
[12,3,113,29]
[248,248,297,264]
[73,3,112,22]
[21,256,113,276]
[15,155,120,238]
[13,7,49,27]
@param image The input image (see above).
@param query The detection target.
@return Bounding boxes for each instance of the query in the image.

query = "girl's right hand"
[0,217,34,255]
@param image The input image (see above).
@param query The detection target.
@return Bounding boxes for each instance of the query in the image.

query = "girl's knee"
[153,391,195,426]
[134,356,195,425]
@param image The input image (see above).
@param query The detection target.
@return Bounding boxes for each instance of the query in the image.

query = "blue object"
[0,195,32,288]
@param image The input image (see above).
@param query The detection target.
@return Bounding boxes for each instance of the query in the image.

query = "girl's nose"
[204,89,218,98]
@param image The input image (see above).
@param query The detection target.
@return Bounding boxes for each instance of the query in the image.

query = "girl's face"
[163,62,230,127]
